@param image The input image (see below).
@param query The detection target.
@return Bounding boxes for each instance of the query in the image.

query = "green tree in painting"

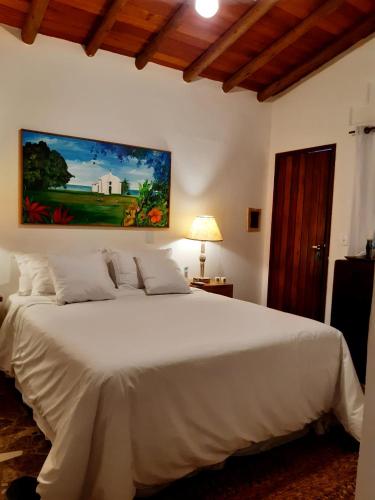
[23,141,73,191]
[121,178,130,195]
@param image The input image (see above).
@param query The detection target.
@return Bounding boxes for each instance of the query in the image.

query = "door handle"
[311,244,326,259]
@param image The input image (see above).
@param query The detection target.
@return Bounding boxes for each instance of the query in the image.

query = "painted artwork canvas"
[21,130,171,228]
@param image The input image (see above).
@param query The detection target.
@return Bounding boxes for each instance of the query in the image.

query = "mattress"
[0,289,364,500]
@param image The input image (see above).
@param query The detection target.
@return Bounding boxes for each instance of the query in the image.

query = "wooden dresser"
[331,259,374,384]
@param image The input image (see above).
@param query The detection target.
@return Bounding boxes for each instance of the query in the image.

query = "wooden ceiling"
[0,0,374,101]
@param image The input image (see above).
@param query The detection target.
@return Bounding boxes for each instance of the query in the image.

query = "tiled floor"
[0,375,50,499]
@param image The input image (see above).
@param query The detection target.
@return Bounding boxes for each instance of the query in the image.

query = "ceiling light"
[195,0,219,18]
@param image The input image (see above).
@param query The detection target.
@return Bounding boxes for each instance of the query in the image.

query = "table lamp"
[187,215,223,283]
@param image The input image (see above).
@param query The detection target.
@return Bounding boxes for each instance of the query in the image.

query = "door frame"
[267,144,336,321]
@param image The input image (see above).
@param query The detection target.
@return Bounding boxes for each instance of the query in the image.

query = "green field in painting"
[25,190,137,226]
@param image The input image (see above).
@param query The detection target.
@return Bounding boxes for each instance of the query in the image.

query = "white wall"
[0,25,272,301]
[263,36,375,322]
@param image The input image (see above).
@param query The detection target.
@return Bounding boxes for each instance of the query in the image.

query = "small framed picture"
[247,208,261,232]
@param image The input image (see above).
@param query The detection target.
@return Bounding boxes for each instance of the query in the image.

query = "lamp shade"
[187,215,223,242]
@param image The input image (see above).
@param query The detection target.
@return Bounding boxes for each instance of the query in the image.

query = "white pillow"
[49,252,116,305]
[135,254,191,295]
[15,253,55,296]
[14,253,33,296]
[110,248,172,288]
[28,254,55,295]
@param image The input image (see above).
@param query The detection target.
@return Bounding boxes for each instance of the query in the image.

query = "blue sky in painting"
[22,130,155,190]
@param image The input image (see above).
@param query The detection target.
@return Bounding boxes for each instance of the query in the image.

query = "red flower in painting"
[53,207,74,225]
[148,207,162,224]
[24,196,50,223]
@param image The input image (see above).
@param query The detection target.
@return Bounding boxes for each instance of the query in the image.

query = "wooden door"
[267,145,336,321]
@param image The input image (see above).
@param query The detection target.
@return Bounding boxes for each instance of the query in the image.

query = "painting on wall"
[20,129,171,228]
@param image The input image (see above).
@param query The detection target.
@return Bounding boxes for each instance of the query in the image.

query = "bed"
[0,288,364,500]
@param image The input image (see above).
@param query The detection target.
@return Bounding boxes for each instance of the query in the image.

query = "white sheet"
[0,290,363,500]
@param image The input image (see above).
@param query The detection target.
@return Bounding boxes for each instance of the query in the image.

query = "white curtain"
[349,129,375,255]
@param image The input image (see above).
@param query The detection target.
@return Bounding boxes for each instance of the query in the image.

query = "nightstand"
[190,280,233,298]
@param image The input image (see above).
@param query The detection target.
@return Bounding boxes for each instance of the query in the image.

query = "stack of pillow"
[15,249,191,305]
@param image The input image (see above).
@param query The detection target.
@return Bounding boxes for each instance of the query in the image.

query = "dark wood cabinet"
[331,259,374,384]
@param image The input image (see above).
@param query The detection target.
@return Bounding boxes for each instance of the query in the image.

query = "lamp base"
[192,277,211,284]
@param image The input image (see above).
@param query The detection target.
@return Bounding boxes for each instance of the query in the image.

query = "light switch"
[340,235,349,246]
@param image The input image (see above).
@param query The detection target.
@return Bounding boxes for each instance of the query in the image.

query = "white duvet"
[0,289,364,500]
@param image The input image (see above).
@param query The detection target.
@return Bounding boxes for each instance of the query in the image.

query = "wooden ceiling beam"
[223,0,346,93]
[135,2,190,70]
[85,0,128,57]
[258,13,375,102]
[21,0,50,44]
[183,0,279,83]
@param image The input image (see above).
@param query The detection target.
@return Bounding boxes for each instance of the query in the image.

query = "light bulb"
[195,0,219,18]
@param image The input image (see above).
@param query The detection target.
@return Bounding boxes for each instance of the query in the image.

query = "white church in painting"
[92,172,122,195]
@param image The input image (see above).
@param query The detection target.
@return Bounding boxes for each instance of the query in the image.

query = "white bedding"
[0,290,363,500]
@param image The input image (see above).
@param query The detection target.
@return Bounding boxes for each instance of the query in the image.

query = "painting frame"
[247,208,261,232]
[20,129,171,229]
